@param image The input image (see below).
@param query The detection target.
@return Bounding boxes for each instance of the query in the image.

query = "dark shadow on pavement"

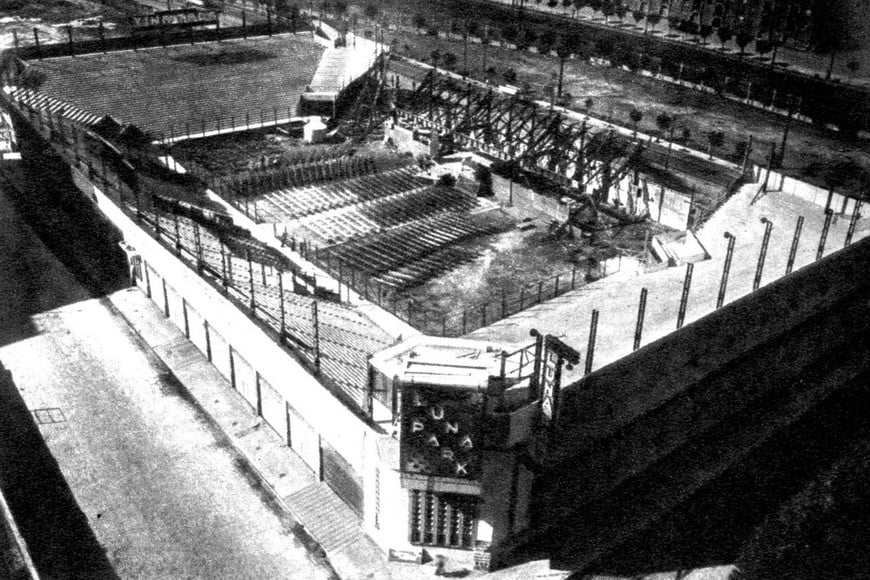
[0,362,120,580]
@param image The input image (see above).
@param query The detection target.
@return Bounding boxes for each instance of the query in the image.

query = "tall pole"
[633,288,648,351]
[753,218,773,291]
[676,262,694,329]
[817,208,833,261]
[845,201,862,247]
[717,232,735,308]
[584,309,599,375]
[786,216,804,275]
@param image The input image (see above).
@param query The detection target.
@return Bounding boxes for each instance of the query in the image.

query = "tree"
[646,13,661,32]
[755,38,773,59]
[503,68,518,83]
[442,52,458,68]
[707,130,725,158]
[614,3,627,22]
[735,30,752,58]
[363,3,378,20]
[430,49,442,68]
[717,26,733,49]
[501,23,520,44]
[655,112,673,135]
[629,107,643,136]
[413,13,426,31]
[537,30,557,54]
[632,9,645,27]
[547,0,558,7]
[584,97,594,112]
[555,36,573,98]
[699,24,713,45]
[601,0,615,23]
[847,59,861,78]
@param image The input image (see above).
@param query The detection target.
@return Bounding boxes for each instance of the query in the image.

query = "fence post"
[220,243,228,288]
[194,223,203,273]
[817,208,833,261]
[633,288,647,351]
[717,232,735,309]
[676,263,694,329]
[462,309,467,334]
[312,300,321,375]
[520,288,525,310]
[481,303,487,327]
[278,270,286,344]
[174,212,181,255]
[247,250,256,312]
[753,217,772,291]
[571,266,576,289]
[584,309,599,375]
[537,281,543,304]
[501,290,507,318]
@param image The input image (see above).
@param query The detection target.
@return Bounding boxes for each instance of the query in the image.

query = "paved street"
[0,183,334,579]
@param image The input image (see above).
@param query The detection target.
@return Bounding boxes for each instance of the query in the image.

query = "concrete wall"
[755,164,861,215]
[64,168,429,551]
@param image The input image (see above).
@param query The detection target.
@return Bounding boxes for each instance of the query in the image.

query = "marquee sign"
[131,9,219,31]
[400,385,483,480]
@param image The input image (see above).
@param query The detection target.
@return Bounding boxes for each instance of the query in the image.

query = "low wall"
[492,175,570,221]
[755,164,861,215]
[85,168,374,471]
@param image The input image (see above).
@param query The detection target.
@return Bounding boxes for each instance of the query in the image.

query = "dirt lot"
[0,0,130,46]
[382,29,870,195]
[321,0,870,197]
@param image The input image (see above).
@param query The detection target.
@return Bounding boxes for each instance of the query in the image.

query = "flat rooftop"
[468,184,870,385]
[23,33,326,137]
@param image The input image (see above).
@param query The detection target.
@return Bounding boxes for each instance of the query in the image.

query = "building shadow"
[0,362,119,580]
[575,375,870,578]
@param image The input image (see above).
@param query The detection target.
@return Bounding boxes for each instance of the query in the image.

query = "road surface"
[0,176,335,579]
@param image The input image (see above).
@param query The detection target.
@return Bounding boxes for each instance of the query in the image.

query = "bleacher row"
[257,165,429,221]
[227,155,380,198]
[30,35,326,137]
[142,207,393,407]
[296,184,482,243]
[7,87,103,127]
[323,211,509,289]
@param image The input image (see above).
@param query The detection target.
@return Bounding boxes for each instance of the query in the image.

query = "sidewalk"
[107,287,435,580]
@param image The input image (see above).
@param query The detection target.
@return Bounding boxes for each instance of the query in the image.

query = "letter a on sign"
[459,435,473,450]
[427,434,440,447]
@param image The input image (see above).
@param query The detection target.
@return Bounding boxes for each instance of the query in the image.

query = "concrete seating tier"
[323,211,509,289]
[29,35,325,137]
[256,166,428,222]
[297,185,480,243]
[143,207,393,408]
[7,88,103,127]
[230,155,378,197]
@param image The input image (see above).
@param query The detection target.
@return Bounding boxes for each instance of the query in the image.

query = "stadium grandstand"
[1,11,867,577]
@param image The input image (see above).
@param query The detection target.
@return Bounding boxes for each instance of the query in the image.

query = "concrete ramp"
[308,39,378,95]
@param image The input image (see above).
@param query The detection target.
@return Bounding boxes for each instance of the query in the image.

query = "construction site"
[0,1,869,579]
